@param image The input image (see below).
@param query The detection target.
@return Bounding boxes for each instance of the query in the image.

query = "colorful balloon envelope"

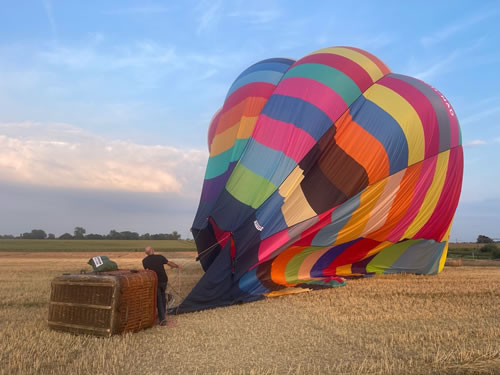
[178,46,463,312]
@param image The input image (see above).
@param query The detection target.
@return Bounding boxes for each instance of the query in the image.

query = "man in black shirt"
[142,246,180,326]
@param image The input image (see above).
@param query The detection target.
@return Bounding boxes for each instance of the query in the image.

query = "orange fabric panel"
[216,97,268,136]
[365,162,422,242]
[335,112,390,184]
[270,246,308,287]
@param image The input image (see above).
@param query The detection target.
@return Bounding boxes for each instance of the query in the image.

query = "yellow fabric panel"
[210,115,258,157]
[362,169,405,235]
[236,115,258,139]
[333,178,388,246]
[335,264,352,277]
[438,221,453,273]
[281,185,317,227]
[364,84,425,166]
[210,123,239,156]
[265,288,310,298]
[402,150,450,239]
[310,47,384,82]
[279,166,304,198]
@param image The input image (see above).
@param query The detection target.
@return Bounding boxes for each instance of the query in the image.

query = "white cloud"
[464,139,487,147]
[407,36,488,82]
[411,50,460,81]
[39,40,179,71]
[227,10,280,24]
[0,122,207,196]
[104,6,170,15]
[420,11,495,47]
[460,107,500,126]
[341,33,395,51]
[42,0,57,40]
[196,0,223,35]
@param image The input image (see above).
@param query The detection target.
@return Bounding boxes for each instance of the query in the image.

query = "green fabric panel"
[230,138,249,162]
[285,246,326,284]
[305,279,346,287]
[226,164,276,209]
[204,138,250,180]
[366,240,418,274]
[205,149,232,179]
[284,63,361,105]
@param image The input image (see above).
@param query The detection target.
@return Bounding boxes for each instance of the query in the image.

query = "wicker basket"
[48,270,157,337]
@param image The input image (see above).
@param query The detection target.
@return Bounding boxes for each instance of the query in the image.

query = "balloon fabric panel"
[178,46,464,313]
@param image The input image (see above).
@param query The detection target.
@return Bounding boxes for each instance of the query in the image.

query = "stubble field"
[0,252,499,375]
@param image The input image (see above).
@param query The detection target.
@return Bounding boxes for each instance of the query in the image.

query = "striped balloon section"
[181,46,463,313]
[193,58,295,230]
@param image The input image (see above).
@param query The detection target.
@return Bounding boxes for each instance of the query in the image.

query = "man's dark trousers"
[157,282,167,322]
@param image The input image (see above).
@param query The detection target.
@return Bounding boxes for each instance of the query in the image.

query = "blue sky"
[0,1,499,241]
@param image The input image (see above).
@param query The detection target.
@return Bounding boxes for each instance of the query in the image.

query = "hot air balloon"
[176,46,463,313]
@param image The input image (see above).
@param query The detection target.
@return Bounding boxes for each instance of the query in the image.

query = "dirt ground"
[0,252,499,375]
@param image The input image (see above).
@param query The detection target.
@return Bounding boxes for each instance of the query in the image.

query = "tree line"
[0,227,183,240]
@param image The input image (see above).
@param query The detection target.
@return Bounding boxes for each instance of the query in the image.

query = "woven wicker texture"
[48,270,157,337]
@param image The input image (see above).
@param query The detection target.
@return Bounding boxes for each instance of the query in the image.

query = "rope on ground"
[167,266,183,315]
[167,231,231,314]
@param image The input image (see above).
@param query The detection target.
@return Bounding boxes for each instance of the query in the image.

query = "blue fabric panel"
[239,268,270,295]
[240,141,297,187]
[311,192,362,246]
[349,95,409,175]
[234,59,294,81]
[192,203,212,230]
[174,243,234,313]
[255,190,287,239]
[227,70,288,98]
[231,213,262,277]
[310,239,360,277]
[385,240,445,275]
[423,241,446,275]
[210,188,256,232]
[261,94,334,141]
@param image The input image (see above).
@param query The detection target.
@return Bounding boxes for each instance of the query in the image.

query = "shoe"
[160,320,168,326]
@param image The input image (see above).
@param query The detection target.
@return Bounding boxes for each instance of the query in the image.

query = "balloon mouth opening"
[193,217,234,271]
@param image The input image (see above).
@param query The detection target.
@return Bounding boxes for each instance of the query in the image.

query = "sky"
[0,1,499,241]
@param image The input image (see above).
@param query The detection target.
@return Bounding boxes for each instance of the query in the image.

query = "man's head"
[145,246,154,256]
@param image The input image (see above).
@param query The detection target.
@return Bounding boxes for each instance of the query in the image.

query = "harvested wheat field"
[0,252,499,375]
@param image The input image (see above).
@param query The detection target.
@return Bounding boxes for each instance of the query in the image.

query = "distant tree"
[477,235,493,244]
[150,233,166,240]
[108,230,120,240]
[22,229,47,239]
[58,233,73,240]
[86,233,105,240]
[47,233,56,239]
[480,244,497,253]
[492,247,500,259]
[140,233,151,240]
[0,234,15,239]
[119,231,139,240]
[74,227,86,239]
[170,231,181,240]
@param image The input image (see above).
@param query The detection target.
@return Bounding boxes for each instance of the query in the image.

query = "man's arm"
[167,261,181,269]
